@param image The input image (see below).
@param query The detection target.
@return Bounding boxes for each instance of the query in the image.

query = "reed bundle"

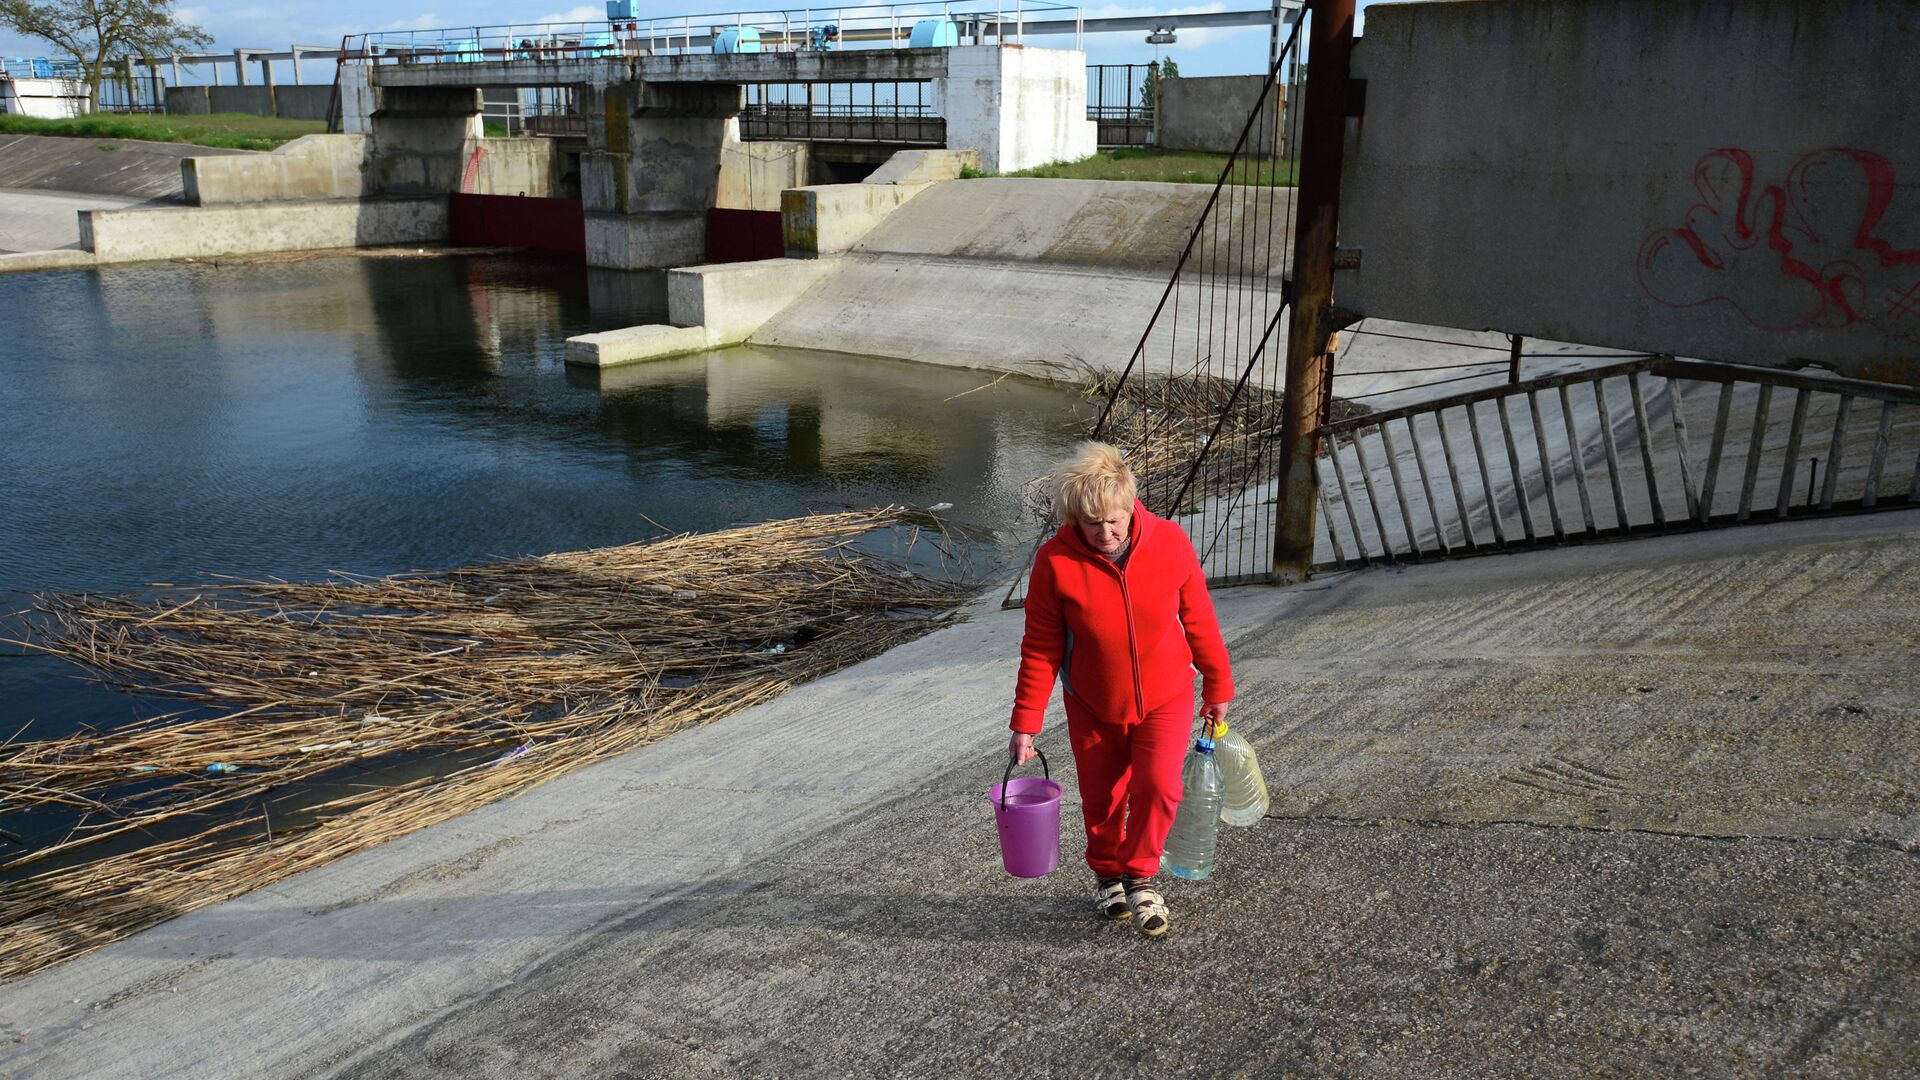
[0,508,970,983]
[1024,371,1369,520]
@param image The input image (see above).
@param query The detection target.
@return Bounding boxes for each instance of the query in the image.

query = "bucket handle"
[1000,748,1050,811]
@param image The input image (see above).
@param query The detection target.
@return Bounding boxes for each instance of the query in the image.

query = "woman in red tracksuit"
[1009,441,1233,938]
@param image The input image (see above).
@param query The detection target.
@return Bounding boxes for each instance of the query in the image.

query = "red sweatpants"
[1064,685,1194,879]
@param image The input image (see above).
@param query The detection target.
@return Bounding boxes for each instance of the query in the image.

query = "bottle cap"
[1195,736,1215,753]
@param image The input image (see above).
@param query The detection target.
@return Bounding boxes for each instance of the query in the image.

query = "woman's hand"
[1008,732,1037,764]
[1200,700,1231,733]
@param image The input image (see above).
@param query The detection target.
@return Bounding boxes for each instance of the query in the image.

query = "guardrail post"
[1271,0,1357,584]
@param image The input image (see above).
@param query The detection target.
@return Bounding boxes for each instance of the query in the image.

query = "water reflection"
[0,254,1087,741]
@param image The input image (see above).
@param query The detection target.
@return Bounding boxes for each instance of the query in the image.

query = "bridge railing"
[339,1,1081,66]
[741,79,942,144]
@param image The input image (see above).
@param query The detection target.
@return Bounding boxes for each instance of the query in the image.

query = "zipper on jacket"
[1116,554,1147,725]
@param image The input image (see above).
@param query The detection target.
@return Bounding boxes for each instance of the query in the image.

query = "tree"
[1141,58,1180,114]
[0,0,210,111]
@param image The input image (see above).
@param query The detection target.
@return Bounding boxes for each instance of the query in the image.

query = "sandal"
[1094,876,1131,920]
[1126,879,1169,938]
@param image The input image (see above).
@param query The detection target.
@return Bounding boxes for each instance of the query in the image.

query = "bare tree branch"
[1,0,209,110]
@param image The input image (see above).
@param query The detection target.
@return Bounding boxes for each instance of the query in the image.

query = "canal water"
[0,254,1090,742]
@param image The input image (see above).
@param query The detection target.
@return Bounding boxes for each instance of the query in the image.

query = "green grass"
[965,147,1298,187]
[0,112,326,151]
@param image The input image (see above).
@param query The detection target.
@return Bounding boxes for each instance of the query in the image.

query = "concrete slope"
[852,177,1286,276]
[0,188,141,253]
[2,512,1915,1076]
[0,134,251,202]
[754,178,1294,382]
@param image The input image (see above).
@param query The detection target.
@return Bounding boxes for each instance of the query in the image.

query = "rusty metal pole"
[1271,0,1358,584]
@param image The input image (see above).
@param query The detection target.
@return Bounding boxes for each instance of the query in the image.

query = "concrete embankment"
[0,134,260,263]
[2,511,1913,1076]
[754,177,1292,382]
[0,134,252,201]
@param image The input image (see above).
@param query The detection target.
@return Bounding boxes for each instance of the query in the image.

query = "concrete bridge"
[339,44,1095,269]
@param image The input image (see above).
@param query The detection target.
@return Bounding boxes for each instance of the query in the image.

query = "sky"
[2,0,1379,87]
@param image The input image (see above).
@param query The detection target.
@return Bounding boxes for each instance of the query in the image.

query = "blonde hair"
[1051,441,1137,525]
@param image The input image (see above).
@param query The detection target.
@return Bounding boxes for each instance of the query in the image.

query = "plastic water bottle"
[1161,734,1224,880]
[1213,721,1270,827]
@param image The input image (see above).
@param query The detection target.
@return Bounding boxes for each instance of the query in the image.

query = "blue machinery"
[1,57,83,79]
[351,2,1082,63]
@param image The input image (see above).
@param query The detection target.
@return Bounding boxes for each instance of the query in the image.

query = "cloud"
[381,12,446,30]
[533,5,605,24]
[173,6,210,23]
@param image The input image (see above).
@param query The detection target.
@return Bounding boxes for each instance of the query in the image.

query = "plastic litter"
[298,740,353,754]
[205,763,240,775]
[927,502,953,512]
[764,643,787,654]
[672,590,697,600]
[490,744,531,767]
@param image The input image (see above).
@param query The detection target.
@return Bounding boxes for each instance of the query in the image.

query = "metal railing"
[741,80,940,144]
[339,1,1081,66]
[1,57,82,79]
[1314,357,1920,569]
[1003,17,1303,606]
[1087,63,1152,147]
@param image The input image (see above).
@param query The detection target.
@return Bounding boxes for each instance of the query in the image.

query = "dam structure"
[337,12,1097,271]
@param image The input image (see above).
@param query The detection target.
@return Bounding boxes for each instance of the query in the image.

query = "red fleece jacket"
[1010,500,1234,734]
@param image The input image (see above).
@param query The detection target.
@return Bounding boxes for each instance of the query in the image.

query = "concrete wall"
[79,197,448,262]
[564,257,839,366]
[459,138,562,197]
[1156,75,1283,156]
[782,183,926,256]
[273,85,334,121]
[167,83,335,120]
[340,65,375,135]
[718,133,808,212]
[207,86,274,116]
[166,86,211,115]
[755,177,1291,381]
[1,76,87,119]
[367,86,484,194]
[183,135,367,204]
[935,45,1098,173]
[1340,0,1920,386]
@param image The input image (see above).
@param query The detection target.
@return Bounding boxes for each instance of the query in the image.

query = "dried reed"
[0,508,970,983]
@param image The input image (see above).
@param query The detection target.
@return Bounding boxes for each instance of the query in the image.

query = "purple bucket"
[989,749,1062,878]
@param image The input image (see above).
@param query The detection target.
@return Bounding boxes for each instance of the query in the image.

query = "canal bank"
[1,510,1913,1076]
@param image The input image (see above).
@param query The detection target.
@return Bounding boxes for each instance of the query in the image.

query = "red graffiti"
[1637,148,1920,343]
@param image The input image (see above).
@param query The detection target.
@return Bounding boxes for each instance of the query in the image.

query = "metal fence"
[1316,357,1920,569]
[1004,18,1304,606]
[97,69,165,113]
[1087,63,1152,147]
[741,81,942,144]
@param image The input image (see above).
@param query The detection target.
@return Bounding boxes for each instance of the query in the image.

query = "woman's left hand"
[1200,700,1231,732]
